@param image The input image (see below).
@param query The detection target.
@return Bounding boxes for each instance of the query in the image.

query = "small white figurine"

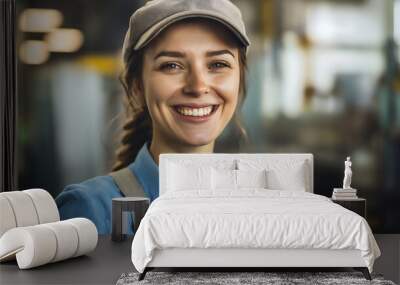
[343,156,353,189]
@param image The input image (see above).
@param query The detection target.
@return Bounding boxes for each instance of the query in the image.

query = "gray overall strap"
[109,168,146,197]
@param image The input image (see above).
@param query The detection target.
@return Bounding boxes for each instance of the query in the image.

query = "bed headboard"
[159,153,314,195]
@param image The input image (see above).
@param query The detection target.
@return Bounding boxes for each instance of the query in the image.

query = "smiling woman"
[55,0,251,234]
[115,17,249,167]
[134,18,243,163]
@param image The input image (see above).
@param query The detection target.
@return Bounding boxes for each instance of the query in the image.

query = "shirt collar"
[127,141,159,201]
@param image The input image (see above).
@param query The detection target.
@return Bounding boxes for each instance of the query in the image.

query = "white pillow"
[167,162,212,191]
[237,159,309,192]
[236,169,267,188]
[212,168,237,190]
[266,163,307,191]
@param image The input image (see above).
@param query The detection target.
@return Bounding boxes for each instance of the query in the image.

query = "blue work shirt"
[55,141,159,234]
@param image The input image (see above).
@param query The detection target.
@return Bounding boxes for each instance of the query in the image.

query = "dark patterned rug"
[116,271,396,285]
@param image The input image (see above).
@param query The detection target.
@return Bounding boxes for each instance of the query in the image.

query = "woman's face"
[138,19,240,148]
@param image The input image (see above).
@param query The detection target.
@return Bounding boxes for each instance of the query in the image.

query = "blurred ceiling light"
[45,29,84,52]
[19,40,49,65]
[19,8,63,33]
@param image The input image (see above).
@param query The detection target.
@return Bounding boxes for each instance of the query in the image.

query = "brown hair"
[112,21,249,171]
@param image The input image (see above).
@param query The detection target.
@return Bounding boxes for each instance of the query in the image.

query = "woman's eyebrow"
[153,49,235,60]
[206,49,235,58]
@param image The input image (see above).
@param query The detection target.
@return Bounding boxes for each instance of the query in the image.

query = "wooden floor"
[373,234,400,284]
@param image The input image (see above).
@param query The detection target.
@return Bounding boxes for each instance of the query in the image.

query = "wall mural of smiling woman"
[55,0,251,235]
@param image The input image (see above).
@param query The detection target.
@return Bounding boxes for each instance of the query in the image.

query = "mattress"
[131,189,381,273]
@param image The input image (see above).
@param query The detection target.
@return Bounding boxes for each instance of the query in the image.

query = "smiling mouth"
[172,104,220,117]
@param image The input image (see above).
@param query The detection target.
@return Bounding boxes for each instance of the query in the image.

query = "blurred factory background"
[16,0,400,233]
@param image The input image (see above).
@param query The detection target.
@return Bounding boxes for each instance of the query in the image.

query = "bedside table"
[331,198,366,218]
[112,197,150,241]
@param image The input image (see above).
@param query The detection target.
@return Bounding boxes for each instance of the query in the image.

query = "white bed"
[131,153,381,281]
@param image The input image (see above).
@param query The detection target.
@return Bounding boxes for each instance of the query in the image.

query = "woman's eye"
[160,63,181,71]
[159,61,230,72]
[210,62,230,69]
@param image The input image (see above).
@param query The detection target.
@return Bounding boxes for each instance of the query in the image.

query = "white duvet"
[131,189,381,273]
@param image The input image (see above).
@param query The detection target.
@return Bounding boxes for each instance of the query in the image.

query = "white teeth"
[176,106,213,117]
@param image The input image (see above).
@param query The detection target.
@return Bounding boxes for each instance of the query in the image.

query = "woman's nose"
[182,66,210,96]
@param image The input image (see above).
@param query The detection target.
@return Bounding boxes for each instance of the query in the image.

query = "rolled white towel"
[42,221,79,262]
[0,196,17,237]
[24,189,60,224]
[66,218,98,257]
[0,189,60,238]
[0,225,57,268]
[0,191,39,228]
[0,218,98,269]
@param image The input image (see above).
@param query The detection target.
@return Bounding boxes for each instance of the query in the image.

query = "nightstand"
[331,198,366,218]
[112,197,150,241]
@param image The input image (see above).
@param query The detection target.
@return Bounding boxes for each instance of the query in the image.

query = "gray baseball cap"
[122,0,251,63]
